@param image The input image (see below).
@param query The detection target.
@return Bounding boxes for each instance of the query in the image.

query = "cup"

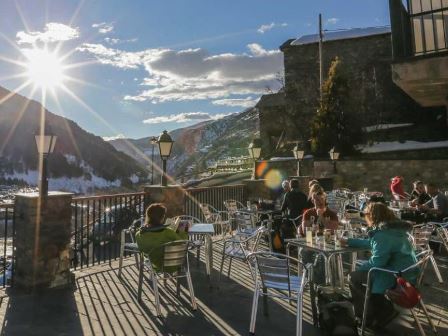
[305,227,313,244]
[247,201,251,210]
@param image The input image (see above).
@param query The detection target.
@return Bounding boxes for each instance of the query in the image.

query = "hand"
[339,237,348,247]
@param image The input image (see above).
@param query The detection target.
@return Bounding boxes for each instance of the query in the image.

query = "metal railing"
[390,0,448,58]
[0,203,15,287]
[71,192,149,270]
[184,184,246,221]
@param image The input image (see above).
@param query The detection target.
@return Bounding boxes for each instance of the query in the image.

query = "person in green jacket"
[341,202,418,328]
[136,203,188,272]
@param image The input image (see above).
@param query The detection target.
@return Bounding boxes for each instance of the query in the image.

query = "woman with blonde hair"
[342,202,418,329]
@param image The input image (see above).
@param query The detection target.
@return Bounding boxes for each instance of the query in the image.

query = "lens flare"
[264,169,284,190]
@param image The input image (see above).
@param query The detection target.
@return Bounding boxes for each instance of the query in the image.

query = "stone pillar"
[14,192,74,290]
[289,176,313,194]
[143,185,185,218]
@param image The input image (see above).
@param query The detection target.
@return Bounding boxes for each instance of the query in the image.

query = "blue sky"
[0,0,391,140]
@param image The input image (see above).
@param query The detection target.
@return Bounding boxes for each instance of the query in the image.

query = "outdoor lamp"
[293,141,305,176]
[157,130,174,186]
[149,136,158,185]
[35,127,57,198]
[248,138,262,179]
[329,145,341,174]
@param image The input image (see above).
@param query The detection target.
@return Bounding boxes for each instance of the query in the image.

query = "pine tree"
[310,57,360,155]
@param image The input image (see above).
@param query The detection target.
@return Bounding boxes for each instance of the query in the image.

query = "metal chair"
[412,223,443,283]
[436,225,448,253]
[137,240,197,317]
[118,218,142,278]
[247,252,308,336]
[200,203,231,238]
[171,215,202,259]
[233,210,258,238]
[360,250,437,336]
[219,226,267,281]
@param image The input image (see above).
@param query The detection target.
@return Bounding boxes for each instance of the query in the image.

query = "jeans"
[349,270,394,325]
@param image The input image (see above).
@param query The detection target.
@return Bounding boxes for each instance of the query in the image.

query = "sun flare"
[24,48,65,89]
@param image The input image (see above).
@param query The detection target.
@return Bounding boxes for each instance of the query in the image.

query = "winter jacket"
[281,188,308,219]
[136,225,188,272]
[347,220,418,294]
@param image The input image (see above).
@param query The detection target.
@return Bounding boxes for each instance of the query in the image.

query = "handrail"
[185,184,246,193]
[73,191,147,201]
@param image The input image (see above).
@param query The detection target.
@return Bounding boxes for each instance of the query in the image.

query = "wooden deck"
[0,239,447,335]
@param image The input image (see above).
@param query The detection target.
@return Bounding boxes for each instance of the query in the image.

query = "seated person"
[341,202,418,328]
[306,183,323,209]
[417,182,448,221]
[300,191,339,237]
[390,176,409,200]
[136,203,188,271]
[281,179,307,219]
[409,180,431,206]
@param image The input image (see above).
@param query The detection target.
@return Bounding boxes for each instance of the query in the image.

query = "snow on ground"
[2,170,122,194]
[363,123,414,133]
[359,140,448,153]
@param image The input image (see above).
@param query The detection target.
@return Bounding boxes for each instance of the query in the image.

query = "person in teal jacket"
[136,203,188,272]
[341,202,418,329]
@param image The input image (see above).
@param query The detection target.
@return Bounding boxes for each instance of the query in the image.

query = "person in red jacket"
[390,176,409,200]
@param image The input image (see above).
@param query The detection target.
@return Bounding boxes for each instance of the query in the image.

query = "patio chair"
[219,226,267,281]
[233,210,258,238]
[247,252,308,336]
[137,240,197,317]
[361,249,436,336]
[412,224,443,283]
[118,218,142,278]
[436,225,448,253]
[171,215,203,260]
[200,203,231,238]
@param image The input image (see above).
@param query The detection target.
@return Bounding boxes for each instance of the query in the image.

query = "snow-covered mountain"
[109,107,259,179]
[0,86,147,194]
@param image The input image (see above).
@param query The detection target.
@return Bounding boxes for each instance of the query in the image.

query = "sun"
[24,48,65,89]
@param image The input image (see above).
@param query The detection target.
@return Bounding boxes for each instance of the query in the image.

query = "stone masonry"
[14,192,73,290]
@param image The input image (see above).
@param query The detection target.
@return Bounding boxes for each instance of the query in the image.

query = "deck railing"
[183,184,246,221]
[71,192,149,270]
[0,203,14,288]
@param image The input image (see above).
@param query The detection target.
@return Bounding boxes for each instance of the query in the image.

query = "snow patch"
[363,123,414,133]
[359,140,448,153]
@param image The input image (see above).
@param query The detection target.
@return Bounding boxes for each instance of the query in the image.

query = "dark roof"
[290,26,391,47]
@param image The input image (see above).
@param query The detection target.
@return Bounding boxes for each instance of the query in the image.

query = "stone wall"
[258,32,446,157]
[14,192,73,289]
[143,185,185,218]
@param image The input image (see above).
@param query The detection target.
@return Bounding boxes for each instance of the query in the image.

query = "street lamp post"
[248,138,262,180]
[292,141,305,176]
[329,145,341,174]
[150,136,158,185]
[35,128,57,198]
[157,130,174,186]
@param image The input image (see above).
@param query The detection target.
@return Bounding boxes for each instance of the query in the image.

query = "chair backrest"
[162,240,190,270]
[200,204,218,223]
[235,211,256,232]
[224,199,244,214]
[412,224,434,250]
[437,227,448,253]
[248,251,307,296]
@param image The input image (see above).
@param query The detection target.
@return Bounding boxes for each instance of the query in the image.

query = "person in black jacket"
[281,179,308,219]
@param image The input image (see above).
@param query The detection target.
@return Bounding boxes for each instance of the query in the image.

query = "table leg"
[337,254,344,289]
[351,252,357,272]
[205,234,213,281]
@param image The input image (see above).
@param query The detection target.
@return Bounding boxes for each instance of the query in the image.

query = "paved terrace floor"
[0,239,447,336]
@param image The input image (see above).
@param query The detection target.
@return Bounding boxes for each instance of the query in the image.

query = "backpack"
[317,287,358,336]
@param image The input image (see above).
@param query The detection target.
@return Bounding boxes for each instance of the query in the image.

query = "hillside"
[110,107,259,179]
[0,86,147,193]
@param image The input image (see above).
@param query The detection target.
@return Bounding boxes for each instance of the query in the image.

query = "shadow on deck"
[0,240,447,336]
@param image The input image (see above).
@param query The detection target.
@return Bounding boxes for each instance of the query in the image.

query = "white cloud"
[327,18,340,25]
[77,42,284,102]
[92,22,114,34]
[16,23,79,45]
[104,37,138,45]
[103,134,126,141]
[257,22,288,34]
[212,97,257,108]
[142,112,232,124]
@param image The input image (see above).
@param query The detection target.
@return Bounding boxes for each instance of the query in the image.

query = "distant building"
[258,23,447,157]
[389,0,448,112]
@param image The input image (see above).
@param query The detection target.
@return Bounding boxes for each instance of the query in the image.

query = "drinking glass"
[306,227,313,244]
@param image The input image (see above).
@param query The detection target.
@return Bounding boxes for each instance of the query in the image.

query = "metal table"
[285,237,370,325]
[189,223,215,280]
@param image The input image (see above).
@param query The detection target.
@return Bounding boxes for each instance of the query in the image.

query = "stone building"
[258,26,447,157]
